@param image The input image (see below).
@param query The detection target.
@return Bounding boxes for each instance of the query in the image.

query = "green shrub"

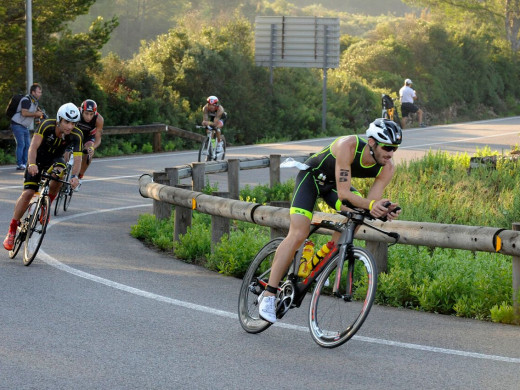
[377,245,513,321]
[239,179,295,204]
[130,214,173,251]
[490,303,516,324]
[206,225,270,277]
[174,218,211,263]
[141,142,153,153]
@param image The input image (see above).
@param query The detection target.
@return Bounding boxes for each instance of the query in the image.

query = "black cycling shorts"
[401,102,419,117]
[290,169,362,220]
[23,157,66,191]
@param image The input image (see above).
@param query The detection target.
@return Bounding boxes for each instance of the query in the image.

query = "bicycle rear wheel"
[308,247,377,348]
[23,195,50,266]
[198,138,211,162]
[238,238,283,334]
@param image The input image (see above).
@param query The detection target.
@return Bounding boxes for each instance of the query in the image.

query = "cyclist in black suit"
[3,103,83,251]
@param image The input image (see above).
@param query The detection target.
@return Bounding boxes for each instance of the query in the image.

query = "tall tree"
[0,0,118,125]
[404,0,520,53]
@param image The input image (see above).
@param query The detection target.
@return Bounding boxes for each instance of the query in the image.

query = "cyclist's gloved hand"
[376,201,401,221]
[370,200,400,221]
[27,164,38,175]
[70,175,80,189]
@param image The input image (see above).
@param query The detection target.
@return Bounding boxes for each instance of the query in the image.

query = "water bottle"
[311,241,335,268]
[297,240,315,278]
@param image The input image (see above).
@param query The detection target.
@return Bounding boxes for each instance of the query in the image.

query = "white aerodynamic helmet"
[366,118,403,145]
[57,102,80,123]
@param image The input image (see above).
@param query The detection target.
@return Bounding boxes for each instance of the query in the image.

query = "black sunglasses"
[377,142,399,152]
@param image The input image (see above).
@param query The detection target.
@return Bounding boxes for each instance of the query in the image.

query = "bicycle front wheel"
[8,203,32,259]
[238,238,283,334]
[23,195,50,266]
[198,138,211,162]
[54,188,65,215]
[308,247,377,348]
[216,135,226,161]
[63,186,73,211]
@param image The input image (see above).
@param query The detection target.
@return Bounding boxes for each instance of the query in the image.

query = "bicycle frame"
[196,125,225,162]
[253,217,354,312]
[9,167,71,264]
[204,128,217,158]
[262,208,398,309]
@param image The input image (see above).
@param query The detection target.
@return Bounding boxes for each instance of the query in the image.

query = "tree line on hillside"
[1,1,519,155]
[72,0,416,59]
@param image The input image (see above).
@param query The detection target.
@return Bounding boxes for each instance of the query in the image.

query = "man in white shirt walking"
[399,78,425,129]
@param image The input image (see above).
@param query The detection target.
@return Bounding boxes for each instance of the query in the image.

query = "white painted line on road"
[39,204,520,364]
[402,130,520,150]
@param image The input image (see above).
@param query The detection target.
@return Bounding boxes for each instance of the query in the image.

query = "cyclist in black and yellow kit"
[258,118,403,323]
[3,103,83,251]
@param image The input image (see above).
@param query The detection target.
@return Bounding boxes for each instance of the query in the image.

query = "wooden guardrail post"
[227,159,240,200]
[366,240,389,275]
[513,223,520,323]
[211,192,230,251]
[173,184,193,243]
[153,132,162,152]
[165,167,180,186]
[269,154,281,188]
[152,171,171,220]
[192,162,206,192]
[269,201,290,239]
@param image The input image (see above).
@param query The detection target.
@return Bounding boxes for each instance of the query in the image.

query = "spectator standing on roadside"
[399,78,425,129]
[10,83,44,170]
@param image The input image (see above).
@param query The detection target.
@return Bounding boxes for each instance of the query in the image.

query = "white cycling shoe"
[258,292,277,323]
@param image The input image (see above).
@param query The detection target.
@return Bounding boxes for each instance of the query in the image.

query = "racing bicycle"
[54,154,74,215]
[196,125,226,162]
[54,149,91,215]
[381,94,400,124]
[238,205,400,348]
[9,168,69,266]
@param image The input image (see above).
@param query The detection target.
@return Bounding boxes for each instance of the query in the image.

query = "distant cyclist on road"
[3,103,83,251]
[257,119,403,323]
[74,99,104,189]
[201,95,227,153]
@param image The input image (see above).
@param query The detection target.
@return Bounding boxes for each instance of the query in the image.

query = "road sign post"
[255,16,340,131]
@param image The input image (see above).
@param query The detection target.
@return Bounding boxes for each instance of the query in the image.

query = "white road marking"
[39,205,520,364]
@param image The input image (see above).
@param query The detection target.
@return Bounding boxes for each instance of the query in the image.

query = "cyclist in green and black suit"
[258,118,403,323]
[3,103,83,251]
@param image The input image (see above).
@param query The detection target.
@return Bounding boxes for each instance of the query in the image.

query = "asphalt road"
[1,118,520,389]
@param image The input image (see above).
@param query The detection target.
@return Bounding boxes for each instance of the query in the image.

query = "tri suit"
[290,135,383,220]
[24,119,83,191]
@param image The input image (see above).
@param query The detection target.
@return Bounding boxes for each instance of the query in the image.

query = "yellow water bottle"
[297,240,315,278]
[311,241,335,268]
